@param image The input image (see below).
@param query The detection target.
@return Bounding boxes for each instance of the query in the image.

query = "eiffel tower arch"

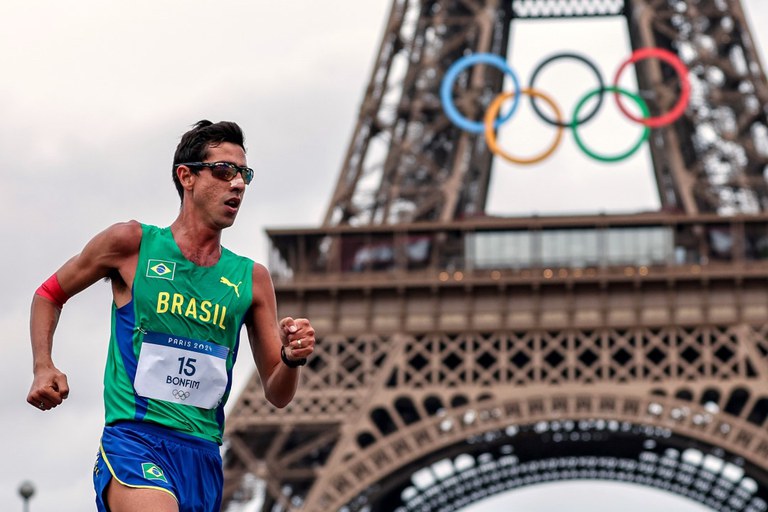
[223,1,768,511]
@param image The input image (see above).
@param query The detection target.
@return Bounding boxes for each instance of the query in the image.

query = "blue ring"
[440,53,521,134]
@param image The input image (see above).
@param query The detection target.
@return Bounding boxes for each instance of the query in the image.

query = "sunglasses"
[176,161,254,185]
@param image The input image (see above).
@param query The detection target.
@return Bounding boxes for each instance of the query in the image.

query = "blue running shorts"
[93,421,222,512]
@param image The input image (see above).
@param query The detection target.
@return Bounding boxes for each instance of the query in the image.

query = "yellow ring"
[483,87,564,165]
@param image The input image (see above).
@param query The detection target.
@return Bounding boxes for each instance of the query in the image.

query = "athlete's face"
[189,142,248,229]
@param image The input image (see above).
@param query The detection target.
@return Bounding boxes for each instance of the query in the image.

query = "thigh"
[94,426,181,510]
[94,423,222,512]
[107,479,178,512]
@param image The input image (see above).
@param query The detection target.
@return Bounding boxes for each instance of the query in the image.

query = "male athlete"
[26,120,315,511]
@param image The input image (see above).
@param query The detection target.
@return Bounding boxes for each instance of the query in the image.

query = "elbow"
[264,390,295,409]
[270,399,291,409]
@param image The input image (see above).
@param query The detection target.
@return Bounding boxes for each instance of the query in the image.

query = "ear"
[176,165,196,191]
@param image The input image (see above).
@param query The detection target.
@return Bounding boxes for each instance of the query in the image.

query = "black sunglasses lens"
[204,163,253,184]
[210,164,237,181]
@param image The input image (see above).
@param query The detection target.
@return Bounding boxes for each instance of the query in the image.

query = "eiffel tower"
[223,1,768,511]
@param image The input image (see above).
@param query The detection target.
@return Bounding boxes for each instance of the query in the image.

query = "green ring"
[571,86,651,163]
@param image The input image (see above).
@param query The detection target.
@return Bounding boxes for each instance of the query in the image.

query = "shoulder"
[250,263,276,305]
[62,220,144,284]
[97,220,143,254]
[81,220,143,265]
[251,262,272,285]
[106,219,143,240]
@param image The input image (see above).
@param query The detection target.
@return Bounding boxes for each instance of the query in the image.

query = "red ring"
[612,47,690,128]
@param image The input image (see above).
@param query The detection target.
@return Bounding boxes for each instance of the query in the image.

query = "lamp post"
[18,481,35,512]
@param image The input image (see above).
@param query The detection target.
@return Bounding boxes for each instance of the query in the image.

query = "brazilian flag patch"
[146,259,176,280]
[141,462,168,483]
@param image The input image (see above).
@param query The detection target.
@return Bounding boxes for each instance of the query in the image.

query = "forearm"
[263,362,300,408]
[29,294,62,370]
[28,293,71,410]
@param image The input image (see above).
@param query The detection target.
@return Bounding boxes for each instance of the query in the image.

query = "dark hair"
[172,120,246,200]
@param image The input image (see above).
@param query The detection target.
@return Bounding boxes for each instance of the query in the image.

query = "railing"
[267,212,768,283]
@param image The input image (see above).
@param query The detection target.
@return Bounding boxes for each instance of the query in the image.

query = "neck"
[170,217,223,267]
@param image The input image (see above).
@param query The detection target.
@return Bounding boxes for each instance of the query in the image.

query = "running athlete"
[26,120,315,512]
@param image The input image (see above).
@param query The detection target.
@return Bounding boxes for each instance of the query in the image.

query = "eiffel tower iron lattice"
[223,1,768,511]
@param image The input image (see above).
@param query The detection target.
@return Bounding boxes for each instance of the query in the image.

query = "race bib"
[134,331,230,409]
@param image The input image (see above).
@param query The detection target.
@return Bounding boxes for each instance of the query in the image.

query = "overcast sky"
[2,1,767,511]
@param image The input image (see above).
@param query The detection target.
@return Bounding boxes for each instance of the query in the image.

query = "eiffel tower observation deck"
[223,1,768,511]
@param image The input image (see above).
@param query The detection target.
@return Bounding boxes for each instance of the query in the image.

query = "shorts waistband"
[107,421,220,454]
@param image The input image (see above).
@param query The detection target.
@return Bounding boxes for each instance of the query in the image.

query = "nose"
[230,174,245,190]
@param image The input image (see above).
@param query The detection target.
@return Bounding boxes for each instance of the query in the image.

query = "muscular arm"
[245,263,315,408]
[27,220,142,411]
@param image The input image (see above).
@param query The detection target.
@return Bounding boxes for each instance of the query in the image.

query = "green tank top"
[103,224,254,444]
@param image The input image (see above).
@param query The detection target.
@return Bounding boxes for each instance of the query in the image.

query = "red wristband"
[36,274,70,309]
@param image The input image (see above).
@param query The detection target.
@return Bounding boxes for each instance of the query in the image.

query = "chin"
[216,216,237,229]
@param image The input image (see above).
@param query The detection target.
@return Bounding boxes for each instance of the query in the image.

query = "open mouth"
[225,198,241,209]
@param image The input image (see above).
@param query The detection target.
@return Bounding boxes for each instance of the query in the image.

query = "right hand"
[27,365,70,412]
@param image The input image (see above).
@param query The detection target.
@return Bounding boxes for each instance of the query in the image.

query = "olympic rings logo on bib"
[440,47,691,164]
[172,389,190,400]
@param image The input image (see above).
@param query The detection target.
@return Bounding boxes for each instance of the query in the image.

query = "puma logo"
[220,277,242,298]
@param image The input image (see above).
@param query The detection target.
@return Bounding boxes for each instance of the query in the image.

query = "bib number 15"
[178,357,197,376]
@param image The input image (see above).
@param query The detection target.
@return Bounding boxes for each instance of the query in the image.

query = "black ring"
[528,52,605,128]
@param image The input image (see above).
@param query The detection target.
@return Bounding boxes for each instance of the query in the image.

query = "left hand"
[279,317,316,361]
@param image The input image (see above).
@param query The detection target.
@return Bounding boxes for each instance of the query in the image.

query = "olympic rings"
[572,86,651,163]
[484,88,565,165]
[528,52,605,128]
[440,53,522,134]
[440,47,690,164]
[613,47,690,128]
[172,389,190,400]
